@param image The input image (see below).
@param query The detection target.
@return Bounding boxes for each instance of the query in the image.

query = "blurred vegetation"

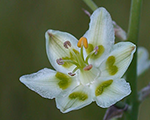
[0,0,150,120]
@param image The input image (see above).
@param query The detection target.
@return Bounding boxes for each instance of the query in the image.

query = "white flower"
[137,47,150,76]
[19,7,136,113]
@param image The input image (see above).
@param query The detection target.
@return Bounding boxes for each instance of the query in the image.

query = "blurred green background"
[0,0,150,120]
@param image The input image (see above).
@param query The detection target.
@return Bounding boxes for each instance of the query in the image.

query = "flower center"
[56,37,99,77]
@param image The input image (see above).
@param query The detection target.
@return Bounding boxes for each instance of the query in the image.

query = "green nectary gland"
[95,80,113,96]
[69,92,88,101]
[86,44,105,59]
[106,56,118,75]
[55,72,72,90]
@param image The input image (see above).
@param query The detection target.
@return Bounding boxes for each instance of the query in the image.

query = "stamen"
[63,41,81,65]
[56,58,80,66]
[56,58,64,65]
[68,72,76,76]
[94,46,99,55]
[64,41,71,49]
[77,37,88,49]
[72,66,80,73]
[83,64,93,71]
[85,46,99,63]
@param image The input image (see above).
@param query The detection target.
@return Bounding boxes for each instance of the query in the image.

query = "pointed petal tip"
[129,43,136,55]
[45,29,54,39]
[96,7,107,12]
[47,32,53,38]
[129,44,136,55]
[132,44,136,51]
[58,107,71,113]
[19,74,35,86]
[19,75,26,84]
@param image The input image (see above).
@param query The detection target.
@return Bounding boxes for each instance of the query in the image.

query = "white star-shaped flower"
[20,7,136,113]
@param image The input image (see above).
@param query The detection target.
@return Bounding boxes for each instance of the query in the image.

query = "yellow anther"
[77,37,88,49]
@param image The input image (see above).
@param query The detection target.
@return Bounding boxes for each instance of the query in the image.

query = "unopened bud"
[103,105,128,120]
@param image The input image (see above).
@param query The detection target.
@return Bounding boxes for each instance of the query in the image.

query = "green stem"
[82,0,98,11]
[124,0,142,120]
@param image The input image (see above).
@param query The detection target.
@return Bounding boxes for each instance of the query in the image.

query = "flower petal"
[55,85,92,113]
[137,47,150,76]
[79,66,100,85]
[100,42,136,78]
[45,29,79,73]
[91,78,131,108]
[19,68,78,99]
[84,7,115,66]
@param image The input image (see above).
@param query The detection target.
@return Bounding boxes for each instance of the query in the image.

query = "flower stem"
[124,0,142,120]
[82,0,98,11]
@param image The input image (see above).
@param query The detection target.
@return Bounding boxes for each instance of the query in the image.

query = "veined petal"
[84,7,115,66]
[91,78,131,108]
[137,47,150,76]
[100,42,136,78]
[45,29,79,73]
[56,85,92,113]
[19,68,78,99]
[79,66,100,85]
